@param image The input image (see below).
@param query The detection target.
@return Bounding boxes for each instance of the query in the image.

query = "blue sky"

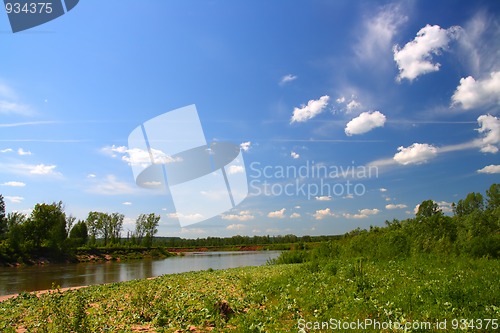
[1,0,499,238]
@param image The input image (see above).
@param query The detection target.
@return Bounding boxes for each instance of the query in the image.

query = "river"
[0,251,281,296]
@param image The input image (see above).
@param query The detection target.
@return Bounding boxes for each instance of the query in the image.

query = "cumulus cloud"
[393,143,438,165]
[476,114,500,153]
[290,151,300,159]
[386,203,407,210]
[315,196,332,201]
[226,224,246,230]
[290,212,301,219]
[240,141,251,152]
[313,208,335,220]
[344,208,380,219]
[1,181,26,187]
[102,145,181,167]
[393,24,461,81]
[17,148,32,156]
[222,210,255,221]
[477,165,500,174]
[290,95,330,123]
[345,111,386,136]
[268,208,286,219]
[280,74,297,85]
[227,165,245,175]
[452,71,500,110]
[167,212,204,222]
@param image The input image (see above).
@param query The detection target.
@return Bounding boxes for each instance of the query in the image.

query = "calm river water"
[0,251,281,296]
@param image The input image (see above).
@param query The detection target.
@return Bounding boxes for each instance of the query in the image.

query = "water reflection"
[0,251,281,296]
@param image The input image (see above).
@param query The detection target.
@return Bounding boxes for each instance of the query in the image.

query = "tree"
[5,212,26,252]
[69,220,88,247]
[25,202,67,251]
[135,213,160,247]
[0,194,6,239]
[109,213,124,245]
[85,212,123,246]
[416,200,442,220]
[454,192,484,216]
[486,183,500,211]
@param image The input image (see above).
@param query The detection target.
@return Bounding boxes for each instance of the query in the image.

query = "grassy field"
[0,255,498,332]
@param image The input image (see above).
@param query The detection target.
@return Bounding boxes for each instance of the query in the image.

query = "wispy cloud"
[279,74,297,85]
[1,181,26,187]
[355,3,408,63]
[0,82,33,116]
[86,175,137,195]
[5,196,24,204]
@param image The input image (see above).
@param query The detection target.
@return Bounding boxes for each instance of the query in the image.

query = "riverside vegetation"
[0,184,499,332]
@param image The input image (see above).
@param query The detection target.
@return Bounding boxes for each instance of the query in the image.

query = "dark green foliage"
[0,194,5,239]
[69,220,88,247]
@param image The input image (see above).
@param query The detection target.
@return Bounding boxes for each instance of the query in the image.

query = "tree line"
[276,183,500,265]
[0,199,160,263]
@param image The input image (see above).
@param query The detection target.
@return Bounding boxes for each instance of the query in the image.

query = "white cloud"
[437,201,454,213]
[0,82,33,116]
[476,114,500,153]
[87,173,96,178]
[240,141,251,152]
[222,210,255,221]
[344,208,380,219]
[346,100,362,112]
[393,143,438,165]
[290,212,301,219]
[336,96,346,103]
[30,164,58,175]
[227,165,244,175]
[226,224,246,230]
[477,165,500,174]
[385,203,407,210]
[102,145,181,167]
[355,3,408,62]
[167,212,205,222]
[451,72,500,110]
[290,151,300,159]
[17,148,32,156]
[0,148,13,153]
[280,74,297,85]
[315,196,332,201]
[1,181,26,187]
[122,202,132,205]
[394,24,461,81]
[268,208,286,219]
[290,95,330,123]
[313,208,335,220]
[5,196,24,204]
[380,188,388,192]
[87,175,136,195]
[345,111,386,136]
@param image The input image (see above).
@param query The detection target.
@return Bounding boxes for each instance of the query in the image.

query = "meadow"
[0,255,498,332]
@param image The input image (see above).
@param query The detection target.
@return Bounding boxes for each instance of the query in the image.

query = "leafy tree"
[416,200,442,220]
[5,212,26,253]
[135,213,160,247]
[69,220,88,247]
[85,212,123,246]
[454,192,484,216]
[0,194,6,239]
[109,213,124,245]
[25,202,67,251]
[486,183,500,211]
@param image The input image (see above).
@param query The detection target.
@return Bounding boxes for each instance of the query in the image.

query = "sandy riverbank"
[0,285,87,303]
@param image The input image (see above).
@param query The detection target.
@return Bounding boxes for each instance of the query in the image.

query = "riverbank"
[1,256,498,332]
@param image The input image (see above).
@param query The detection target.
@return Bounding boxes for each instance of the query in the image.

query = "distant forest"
[0,183,499,264]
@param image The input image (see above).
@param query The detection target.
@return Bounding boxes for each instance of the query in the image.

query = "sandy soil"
[0,285,87,303]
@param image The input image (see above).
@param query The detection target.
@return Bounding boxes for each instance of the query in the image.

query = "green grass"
[0,256,498,332]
